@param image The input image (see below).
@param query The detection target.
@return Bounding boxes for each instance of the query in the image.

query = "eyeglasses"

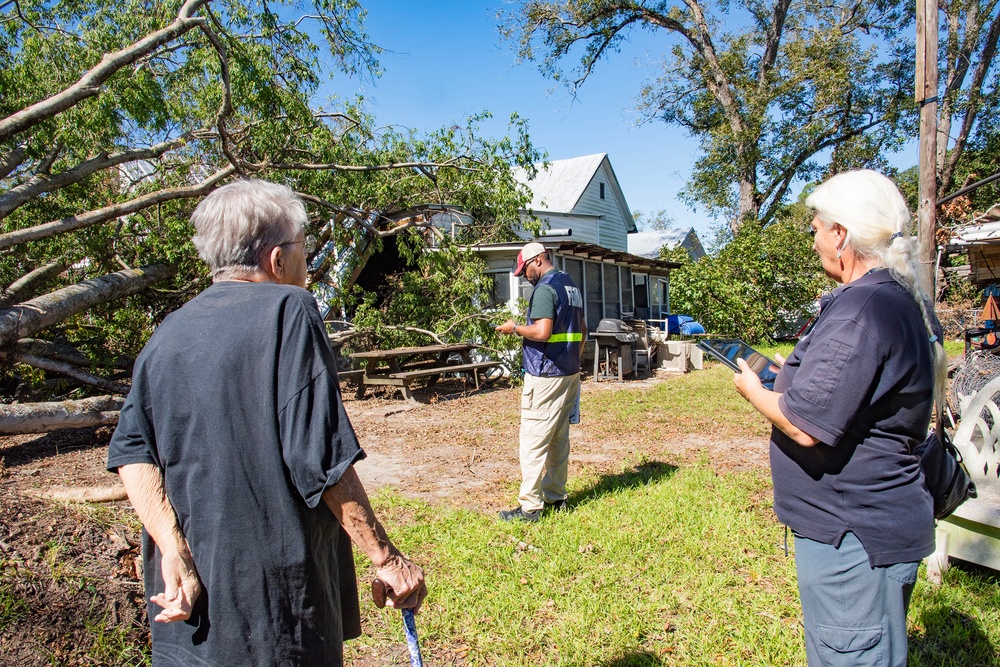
[279,235,317,255]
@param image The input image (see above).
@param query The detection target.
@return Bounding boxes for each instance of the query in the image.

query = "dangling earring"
[837,249,842,259]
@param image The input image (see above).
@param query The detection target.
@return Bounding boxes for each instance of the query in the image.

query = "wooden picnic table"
[347,343,499,403]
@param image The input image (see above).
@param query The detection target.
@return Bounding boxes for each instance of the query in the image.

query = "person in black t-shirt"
[107,179,425,666]
[732,170,944,667]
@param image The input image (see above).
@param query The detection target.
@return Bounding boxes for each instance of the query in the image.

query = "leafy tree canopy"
[502,0,916,233]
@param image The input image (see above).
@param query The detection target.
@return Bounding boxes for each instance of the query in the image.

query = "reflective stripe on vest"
[547,332,584,343]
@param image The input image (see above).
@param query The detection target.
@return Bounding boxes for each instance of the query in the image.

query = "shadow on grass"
[567,460,679,507]
[576,650,664,666]
[910,609,996,666]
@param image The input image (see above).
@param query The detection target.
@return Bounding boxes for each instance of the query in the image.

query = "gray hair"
[806,169,947,407]
[191,179,307,279]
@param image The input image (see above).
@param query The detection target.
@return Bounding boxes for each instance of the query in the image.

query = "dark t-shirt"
[107,281,364,666]
[771,269,936,567]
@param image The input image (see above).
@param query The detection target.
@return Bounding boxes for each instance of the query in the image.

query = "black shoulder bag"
[914,406,977,520]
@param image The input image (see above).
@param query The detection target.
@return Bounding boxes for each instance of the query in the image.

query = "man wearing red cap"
[496,242,586,522]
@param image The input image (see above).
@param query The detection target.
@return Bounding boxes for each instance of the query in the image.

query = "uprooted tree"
[1,0,539,430]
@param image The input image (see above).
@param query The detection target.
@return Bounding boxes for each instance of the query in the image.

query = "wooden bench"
[927,375,1000,582]
[336,369,365,383]
[389,361,501,391]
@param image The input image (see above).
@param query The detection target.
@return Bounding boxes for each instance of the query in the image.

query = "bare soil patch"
[0,372,768,666]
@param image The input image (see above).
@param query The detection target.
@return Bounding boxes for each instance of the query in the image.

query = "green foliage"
[632,208,674,231]
[503,0,916,231]
[346,238,523,373]
[663,218,828,343]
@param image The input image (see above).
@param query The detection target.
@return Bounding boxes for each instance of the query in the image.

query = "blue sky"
[322,1,920,241]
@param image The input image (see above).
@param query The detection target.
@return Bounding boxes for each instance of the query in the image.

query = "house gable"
[515,154,636,253]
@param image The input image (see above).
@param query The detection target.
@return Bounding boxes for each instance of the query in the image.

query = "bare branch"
[0,263,177,347]
[0,395,125,435]
[0,143,28,179]
[17,353,131,394]
[0,257,69,308]
[0,0,210,143]
[0,165,235,250]
[0,134,207,219]
[16,338,91,367]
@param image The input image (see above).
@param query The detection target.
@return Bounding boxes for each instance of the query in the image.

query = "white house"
[512,153,636,251]
[473,154,680,328]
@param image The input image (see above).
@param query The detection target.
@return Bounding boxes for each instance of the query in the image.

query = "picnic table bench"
[927,375,1000,582]
[348,343,500,404]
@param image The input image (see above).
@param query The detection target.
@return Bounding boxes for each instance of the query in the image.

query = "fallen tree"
[0,395,124,435]
[1,1,537,428]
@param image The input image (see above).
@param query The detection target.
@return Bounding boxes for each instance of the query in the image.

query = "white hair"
[191,179,307,280]
[806,169,947,406]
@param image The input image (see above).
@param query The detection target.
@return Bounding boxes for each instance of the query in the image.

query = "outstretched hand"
[151,547,201,623]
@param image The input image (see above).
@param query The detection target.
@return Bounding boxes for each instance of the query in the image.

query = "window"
[599,182,605,199]
[621,267,633,316]
[483,271,510,309]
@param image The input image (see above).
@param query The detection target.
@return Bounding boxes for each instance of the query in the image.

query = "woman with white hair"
[733,170,945,667]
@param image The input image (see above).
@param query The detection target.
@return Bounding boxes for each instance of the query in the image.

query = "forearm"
[743,386,818,447]
[118,463,190,557]
[322,466,397,566]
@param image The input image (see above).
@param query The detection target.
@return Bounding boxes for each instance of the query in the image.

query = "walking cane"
[372,579,424,667]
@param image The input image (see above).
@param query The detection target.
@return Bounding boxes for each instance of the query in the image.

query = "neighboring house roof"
[628,228,706,260]
[514,153,637,233]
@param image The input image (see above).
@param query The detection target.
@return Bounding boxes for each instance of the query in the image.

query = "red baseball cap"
[513,242,546,277]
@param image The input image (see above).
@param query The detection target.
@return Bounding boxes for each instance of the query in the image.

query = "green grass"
[347,348,1000,666]
[354,464,804,666]
[0,579,28,634]
[355,470,1000,666]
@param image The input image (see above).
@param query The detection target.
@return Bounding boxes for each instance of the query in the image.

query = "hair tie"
[889,231,903,241]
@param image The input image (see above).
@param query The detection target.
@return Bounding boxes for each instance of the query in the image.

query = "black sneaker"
[544,499,569,512]
[498,506,540,522]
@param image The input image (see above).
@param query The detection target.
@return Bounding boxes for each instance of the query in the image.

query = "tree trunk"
[0,263,176,348]
[734,176,759,235]
[0,395,123,435]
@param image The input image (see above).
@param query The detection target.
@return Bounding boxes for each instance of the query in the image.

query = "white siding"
[570,164,629,251]
[518,212,600,245]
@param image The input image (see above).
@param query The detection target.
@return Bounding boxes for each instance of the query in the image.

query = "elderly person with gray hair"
[107,179,425,666]
[733,170,945,667]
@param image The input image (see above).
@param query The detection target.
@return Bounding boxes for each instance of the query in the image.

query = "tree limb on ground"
[25,485,128,503]
[0,395,123,435]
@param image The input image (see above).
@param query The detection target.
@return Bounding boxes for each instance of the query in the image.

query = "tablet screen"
[696,338,778,391]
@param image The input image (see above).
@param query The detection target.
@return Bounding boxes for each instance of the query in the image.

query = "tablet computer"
[696,338,778,391]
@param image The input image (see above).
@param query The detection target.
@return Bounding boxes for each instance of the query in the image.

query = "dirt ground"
[0,371,768,666]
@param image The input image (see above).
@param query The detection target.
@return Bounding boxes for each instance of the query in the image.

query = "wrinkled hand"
[733,357,764,400]
[151,547,201,623]
[373,554,427,613]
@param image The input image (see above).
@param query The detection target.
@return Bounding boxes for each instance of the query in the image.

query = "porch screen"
[603,264,620,319]
[584,261,603,332]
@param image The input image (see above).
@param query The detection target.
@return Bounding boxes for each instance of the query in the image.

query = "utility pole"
[916,0,939,294]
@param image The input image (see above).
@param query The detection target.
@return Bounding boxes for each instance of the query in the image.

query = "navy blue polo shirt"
[771,269,936,567]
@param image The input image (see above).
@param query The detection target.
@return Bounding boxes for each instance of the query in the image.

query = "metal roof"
[513,153,609,213]
[465,240,681,276]
[627,229,697,258]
